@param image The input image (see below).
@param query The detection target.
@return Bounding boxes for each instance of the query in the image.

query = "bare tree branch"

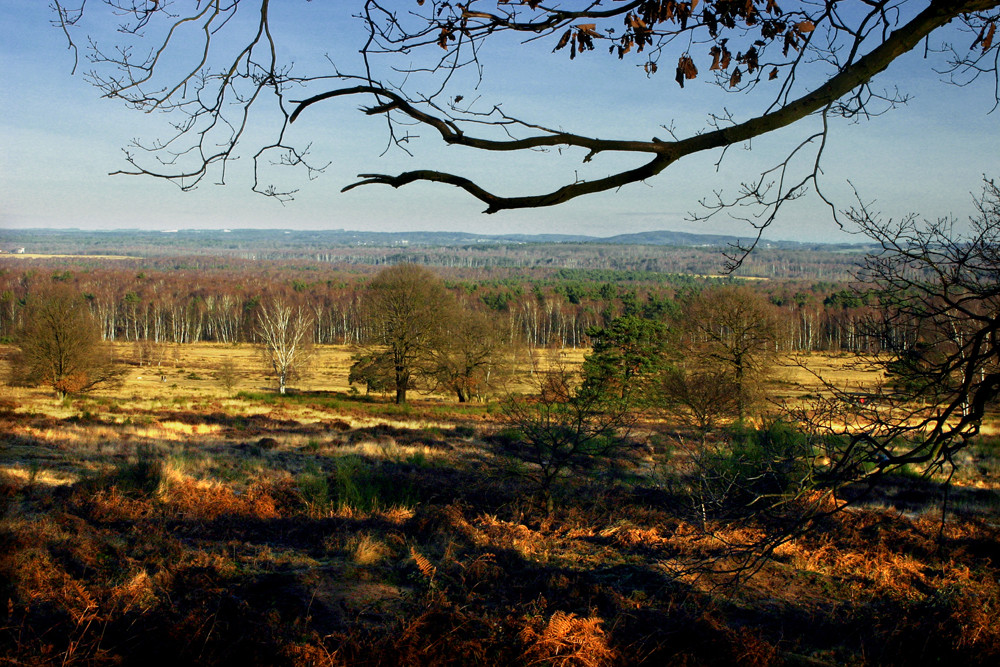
[51,1,1000,226]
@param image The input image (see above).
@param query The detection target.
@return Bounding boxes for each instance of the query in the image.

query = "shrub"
[687,420,816,522]
[108,448,165,498]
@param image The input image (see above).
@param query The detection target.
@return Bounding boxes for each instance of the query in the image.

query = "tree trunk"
[395,367,408,404]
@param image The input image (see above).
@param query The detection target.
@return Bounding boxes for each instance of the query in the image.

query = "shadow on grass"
[840,473,1000,520]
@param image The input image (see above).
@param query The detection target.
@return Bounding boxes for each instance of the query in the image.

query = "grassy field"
[24,342,881,403]
[2,345,999,665]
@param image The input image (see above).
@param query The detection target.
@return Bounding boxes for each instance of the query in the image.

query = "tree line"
[0,264,884,355]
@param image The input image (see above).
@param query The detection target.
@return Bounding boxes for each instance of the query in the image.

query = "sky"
[1,1,997,244]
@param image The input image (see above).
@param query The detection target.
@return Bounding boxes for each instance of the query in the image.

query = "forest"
[0,238,875,354]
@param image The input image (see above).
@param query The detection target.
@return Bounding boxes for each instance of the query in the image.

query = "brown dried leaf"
[710,46,722,71]
[796,20,816,33]
[437,27,452,50]
[982,23,996,52]
[680,54,698,79]
[627,13,647,29]
[554,29,572,52]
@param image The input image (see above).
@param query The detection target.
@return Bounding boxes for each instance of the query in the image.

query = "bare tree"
[356,264,450,404]
[427,309,514,402]
[215,358,241,396]
[659,365,741,432]
[255,296,314,395]
[680,285,780,422]
[646,180,1000,579]
[7,285,124,398]
[798,178,1000,486]
[51,1,999,246]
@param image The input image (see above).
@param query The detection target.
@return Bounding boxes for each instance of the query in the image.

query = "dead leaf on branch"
[709,44,732,71]
[676,54,698,87]
[555,29,572,52]
[437,26,455,50]
[627,13,647,30]
[973,22,996,52]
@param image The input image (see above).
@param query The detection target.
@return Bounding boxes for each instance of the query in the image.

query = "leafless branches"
[255,295,314,394]
[8,283,126,398]
[791,179,1000,486]
[51,1,999,228]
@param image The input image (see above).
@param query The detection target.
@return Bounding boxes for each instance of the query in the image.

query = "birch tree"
[255,296,314,395]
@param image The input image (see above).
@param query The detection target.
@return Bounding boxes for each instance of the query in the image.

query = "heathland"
[1,233,998,665]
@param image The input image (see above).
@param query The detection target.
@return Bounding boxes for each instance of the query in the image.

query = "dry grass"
[772,352,884,402]
[3,342,872,406]
[1,346,998,664]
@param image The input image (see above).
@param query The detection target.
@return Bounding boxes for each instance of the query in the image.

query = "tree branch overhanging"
[289,0,997,214]
[53,1,1000,221]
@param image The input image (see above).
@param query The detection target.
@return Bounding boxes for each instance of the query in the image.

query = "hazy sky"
[1,2,997,243]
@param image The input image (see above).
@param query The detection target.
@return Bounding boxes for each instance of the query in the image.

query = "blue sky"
[1,1,997,243]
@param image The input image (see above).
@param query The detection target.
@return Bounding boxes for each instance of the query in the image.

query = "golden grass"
[108,341,358,397]
[772,352,884,401]
[3,341,879,410]
[347,533,394,566]
[2,343,999,664]
[0,465,76,487]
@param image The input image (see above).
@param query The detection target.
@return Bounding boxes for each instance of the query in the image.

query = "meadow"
[2,344,999,665]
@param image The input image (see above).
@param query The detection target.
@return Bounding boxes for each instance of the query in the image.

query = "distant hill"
[0,227,875,281]
[0,227,866,252]
[597,230,773,247]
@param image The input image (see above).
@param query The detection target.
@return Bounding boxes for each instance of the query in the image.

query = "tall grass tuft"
[331,456,417,512]
[296,467,331,513]
[109,446,165,498]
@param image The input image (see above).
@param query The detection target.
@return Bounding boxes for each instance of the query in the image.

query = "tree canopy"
[358,264,452,404]
[8,285,124,398]
[52,1,999,244]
